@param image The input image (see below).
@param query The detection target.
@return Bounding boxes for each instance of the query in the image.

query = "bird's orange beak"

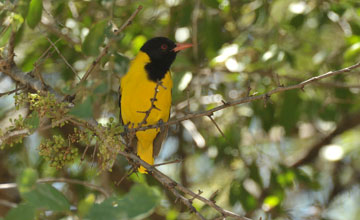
[173,43,193,52]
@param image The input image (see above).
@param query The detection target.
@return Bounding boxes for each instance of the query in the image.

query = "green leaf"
[94,83,108,94]
[14,24,25,47]
[87,184,161,220]
[22,183,70,212]
[263,195,280,209]
[117,184,161,218]
[69,97,93,119]
[26,0,43,29]
[113,53,130,75]
[277,167,295,188]
[5,203,35,220]
[290,14,305,28]
[17,168,38,194]
[82,20,107,56]
[87,197,124,220]
[0,26,12,47]
[24,111,39,130]
[229,180,257,211]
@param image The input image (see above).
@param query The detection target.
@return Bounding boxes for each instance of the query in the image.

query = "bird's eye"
[160,44,168,50]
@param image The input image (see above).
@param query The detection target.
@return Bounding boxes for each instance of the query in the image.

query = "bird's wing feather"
[153,126,168,157]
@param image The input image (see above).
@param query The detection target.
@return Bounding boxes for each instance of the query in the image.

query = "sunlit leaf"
[78,194,96,218]
[263,195,280,209]
[17,168,38,194]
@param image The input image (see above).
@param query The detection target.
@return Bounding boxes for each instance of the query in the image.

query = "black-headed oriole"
[119,37,192,173]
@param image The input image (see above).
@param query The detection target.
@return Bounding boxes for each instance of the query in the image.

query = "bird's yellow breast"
[120,51,172,138]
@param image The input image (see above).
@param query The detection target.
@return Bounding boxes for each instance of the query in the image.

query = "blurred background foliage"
[0,0,360,219]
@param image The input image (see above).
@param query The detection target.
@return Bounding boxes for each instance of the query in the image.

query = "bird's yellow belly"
[121,66,172,125]
[121,75,171,141]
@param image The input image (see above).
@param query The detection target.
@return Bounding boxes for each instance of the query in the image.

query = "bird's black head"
[140,37,192,82]
[141,37,177,65]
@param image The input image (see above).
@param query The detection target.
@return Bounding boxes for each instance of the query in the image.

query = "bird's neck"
[145,60,171,82]
[134,52,172,82]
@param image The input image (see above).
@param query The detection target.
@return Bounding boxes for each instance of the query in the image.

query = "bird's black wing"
[118,86,123,125]
[153,123,168,157]
[152,83,172,157]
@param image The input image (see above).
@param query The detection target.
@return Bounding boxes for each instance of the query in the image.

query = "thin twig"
[118,150,252,220]
[208,115,226,138]
[0,199,17,208]
[0,129,30,146]
[153,159,182,167]
[136,80,164,127]
[0,85,26,97]
[46,37,80,80]
[33,38,61,86]
[77,5,143,86]
[169,187,207,220]
[8,31,16,63]
[41,22,79,46]
[38,178,109,198]
[33,40,58,66]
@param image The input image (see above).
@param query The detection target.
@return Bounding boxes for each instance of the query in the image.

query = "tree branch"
[0,85,26,97]
[77,5,143,86]
[290,111,360,167]
[132,61,360,132]
[2,24,360,218]
[117,149,252,220]
[0,178,109,198]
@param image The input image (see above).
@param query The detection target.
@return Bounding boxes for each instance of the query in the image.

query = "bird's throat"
[145,60,171,82]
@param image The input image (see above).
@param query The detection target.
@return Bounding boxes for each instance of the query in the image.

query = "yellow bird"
[119,37,192,173]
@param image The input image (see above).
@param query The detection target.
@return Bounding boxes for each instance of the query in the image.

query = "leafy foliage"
[0,0,360,220]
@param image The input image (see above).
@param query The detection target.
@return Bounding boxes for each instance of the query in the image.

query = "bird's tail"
[137,139,154,173]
